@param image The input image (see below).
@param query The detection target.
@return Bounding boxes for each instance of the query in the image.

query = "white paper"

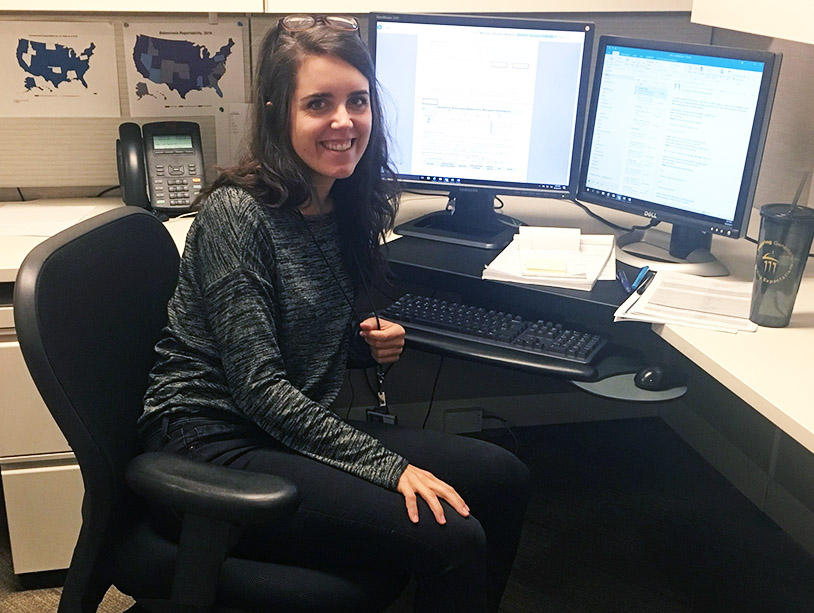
[214,102,250,167]
[514,226,584,277]
[124,21,246,117]
[597,248,617,281]
[516,226,580,251]
[0,204,99,236]
[483,232,615,291]
[0,21,120,118]
[614,271,757,333]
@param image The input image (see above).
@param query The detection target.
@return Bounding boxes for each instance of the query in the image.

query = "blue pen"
[617,270,633,293]
[630,266,650,291]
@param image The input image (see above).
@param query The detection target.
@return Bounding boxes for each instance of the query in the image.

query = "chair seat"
[113,518,409,613]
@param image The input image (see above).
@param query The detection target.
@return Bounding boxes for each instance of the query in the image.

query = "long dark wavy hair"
[202,19,399,286]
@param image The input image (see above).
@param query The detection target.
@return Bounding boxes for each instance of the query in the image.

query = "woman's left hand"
[359,317,405,364]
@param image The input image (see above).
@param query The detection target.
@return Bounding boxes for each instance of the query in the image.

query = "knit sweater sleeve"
[194,191,408,490]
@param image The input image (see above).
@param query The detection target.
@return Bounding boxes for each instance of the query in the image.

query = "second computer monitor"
[578,35,781,275]
[370,13,594,249]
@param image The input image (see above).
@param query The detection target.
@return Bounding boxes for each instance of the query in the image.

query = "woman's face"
[289,54,372,189]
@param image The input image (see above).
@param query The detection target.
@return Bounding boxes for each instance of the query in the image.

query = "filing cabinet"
[0,298,83,574]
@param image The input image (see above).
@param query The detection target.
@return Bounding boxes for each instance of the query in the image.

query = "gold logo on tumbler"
[761,254,778,274]
[756,240,794,284]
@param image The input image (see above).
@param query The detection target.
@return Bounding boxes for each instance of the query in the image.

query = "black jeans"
[140,410,530,613]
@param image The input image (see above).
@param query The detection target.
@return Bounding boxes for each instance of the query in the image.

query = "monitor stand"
[616,226,729,277]
[394,189,519,250]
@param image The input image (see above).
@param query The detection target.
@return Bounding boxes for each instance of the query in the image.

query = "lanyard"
[376,364,388,410]
[296,210,395,419]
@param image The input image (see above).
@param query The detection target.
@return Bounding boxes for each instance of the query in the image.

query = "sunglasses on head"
[279,14,359,33]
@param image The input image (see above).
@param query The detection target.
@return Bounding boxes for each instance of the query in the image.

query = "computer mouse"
[633,365,684,391]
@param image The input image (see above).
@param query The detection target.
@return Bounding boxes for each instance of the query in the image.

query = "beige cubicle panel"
[2,1,263,10]
[261,0,691,12]
[692,0,814,46]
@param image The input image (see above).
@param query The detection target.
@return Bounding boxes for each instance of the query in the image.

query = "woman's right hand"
[397,464,470,524]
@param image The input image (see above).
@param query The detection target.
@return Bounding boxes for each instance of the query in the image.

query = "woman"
[138,15,529,612]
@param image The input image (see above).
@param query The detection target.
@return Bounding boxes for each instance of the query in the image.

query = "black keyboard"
[381,294,608,366]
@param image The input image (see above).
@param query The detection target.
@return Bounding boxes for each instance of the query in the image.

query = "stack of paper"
[483,226,616,291]
[614,271,757,333]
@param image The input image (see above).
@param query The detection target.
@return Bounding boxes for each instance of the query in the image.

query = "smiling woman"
[289,54,372,213]
[136,15,530,613]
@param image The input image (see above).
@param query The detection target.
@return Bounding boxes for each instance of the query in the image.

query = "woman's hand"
[397,464,470,524]
[359,317,405,364]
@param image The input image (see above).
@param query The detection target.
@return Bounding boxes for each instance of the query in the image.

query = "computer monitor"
[370,12,594,249]
[578,35,781,276]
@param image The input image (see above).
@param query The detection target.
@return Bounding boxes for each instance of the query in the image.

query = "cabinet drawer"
[0,339,70,456]
[0,304,12,330]
[1,458,83,574]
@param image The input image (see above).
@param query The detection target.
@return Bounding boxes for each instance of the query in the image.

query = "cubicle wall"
[711,29,814,209]
[0,10,710,198]
[0,9,812,206]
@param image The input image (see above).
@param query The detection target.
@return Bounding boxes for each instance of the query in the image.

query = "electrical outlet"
[443,408,483,434]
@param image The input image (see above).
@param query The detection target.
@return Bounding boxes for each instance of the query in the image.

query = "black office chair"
[13,207,407,612]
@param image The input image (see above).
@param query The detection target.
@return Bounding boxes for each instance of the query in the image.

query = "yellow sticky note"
[522,258,568,275]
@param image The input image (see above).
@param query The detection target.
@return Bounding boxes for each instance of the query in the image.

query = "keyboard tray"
[381,294,608,381]
[404,328,600,381]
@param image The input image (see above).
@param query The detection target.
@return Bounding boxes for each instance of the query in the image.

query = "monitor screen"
[371,13,594,249]
[578,36,781,275]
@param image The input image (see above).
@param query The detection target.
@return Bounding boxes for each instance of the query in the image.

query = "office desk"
[2,195,813,573]
[391,194,814,453]
[392,193,814,555]
[0,199,122,283]
[0,199,192,283]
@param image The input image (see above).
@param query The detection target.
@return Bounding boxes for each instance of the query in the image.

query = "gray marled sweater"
[139,186,408,490]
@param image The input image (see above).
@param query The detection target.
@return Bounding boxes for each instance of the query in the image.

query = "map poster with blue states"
[0,21,119,118]
[124,21,246,117]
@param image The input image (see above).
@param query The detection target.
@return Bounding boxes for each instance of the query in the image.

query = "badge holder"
[366,365,397,425]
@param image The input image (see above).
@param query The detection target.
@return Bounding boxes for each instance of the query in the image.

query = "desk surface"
[0,199,122,283]
[0,199,192,284]
[393,194,814,454]
[2,195,813,455]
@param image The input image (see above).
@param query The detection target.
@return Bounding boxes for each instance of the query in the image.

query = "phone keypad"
[150,175,202,208]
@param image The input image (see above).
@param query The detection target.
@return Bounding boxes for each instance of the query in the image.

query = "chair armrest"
[126,452,300,526]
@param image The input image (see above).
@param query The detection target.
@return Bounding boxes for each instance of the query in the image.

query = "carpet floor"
[2,417,813,612]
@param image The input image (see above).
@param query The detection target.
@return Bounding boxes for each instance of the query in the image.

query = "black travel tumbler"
[749,203,814,327]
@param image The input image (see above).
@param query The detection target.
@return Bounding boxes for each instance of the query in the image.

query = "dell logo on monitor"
[643,211,658,219]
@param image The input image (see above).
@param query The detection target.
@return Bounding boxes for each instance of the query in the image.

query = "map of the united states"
[132,35,234,99]
[16,38,95,91]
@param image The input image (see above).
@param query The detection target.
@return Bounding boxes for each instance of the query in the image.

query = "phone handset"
[116,122,150,208]
[116,121,205,216]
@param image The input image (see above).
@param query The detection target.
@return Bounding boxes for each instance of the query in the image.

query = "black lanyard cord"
[295,210,390,401]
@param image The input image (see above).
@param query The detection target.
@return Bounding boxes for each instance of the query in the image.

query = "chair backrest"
[14,207,179,610]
